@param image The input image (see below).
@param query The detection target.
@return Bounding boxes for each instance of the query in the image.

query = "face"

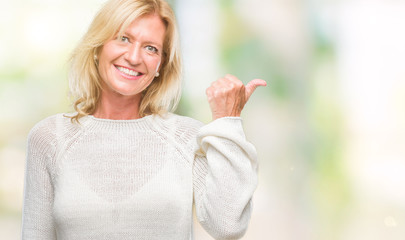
[97,14,166,98]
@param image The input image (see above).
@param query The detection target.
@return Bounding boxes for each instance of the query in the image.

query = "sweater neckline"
[80,114,158,132]
[87,114,154,123]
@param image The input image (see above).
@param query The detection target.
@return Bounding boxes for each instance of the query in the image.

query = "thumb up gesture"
[206,74,267,120]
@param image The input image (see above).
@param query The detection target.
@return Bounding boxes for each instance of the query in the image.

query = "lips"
[114,65,144,80]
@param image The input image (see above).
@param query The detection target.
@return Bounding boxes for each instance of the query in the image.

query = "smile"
[115,66,143,77]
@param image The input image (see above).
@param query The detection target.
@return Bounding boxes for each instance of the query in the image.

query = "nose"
[125,43,142,65]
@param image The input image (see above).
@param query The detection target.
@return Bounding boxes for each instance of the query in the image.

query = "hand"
[206,74,267,120]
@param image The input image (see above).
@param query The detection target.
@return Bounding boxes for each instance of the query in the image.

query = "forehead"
[123,14,166,45]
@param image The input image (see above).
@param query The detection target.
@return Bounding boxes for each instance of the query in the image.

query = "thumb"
[245,79,267,102]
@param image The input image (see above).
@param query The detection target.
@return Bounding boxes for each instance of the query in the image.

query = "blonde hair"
[68,0,181,122]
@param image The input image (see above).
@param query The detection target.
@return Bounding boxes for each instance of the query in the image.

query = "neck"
[93,91,143,120]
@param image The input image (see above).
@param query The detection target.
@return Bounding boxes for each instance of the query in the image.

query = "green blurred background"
[1,0,405,239]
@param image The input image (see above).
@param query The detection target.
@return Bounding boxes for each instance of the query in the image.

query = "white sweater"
[22,113,258,240]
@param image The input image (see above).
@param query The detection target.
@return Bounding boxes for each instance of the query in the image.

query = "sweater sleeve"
[193,117,258,240]
[22,121,57,239]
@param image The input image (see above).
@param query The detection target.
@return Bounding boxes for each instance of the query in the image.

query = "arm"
[22,124,57,239]
[193,74,266,239]
[193,117,258,239]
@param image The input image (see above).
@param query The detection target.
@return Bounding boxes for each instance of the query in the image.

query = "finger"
[223,74,245,94]
[245,79,267,101]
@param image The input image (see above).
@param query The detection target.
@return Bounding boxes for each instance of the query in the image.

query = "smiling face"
[97,14,166,99]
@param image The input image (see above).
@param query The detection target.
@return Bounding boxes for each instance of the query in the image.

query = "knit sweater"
[22,113,258,240]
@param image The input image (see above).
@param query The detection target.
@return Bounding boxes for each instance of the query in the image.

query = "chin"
[114,89,143,97]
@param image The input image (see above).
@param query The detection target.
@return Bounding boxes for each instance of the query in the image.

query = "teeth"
[117,66,141,77]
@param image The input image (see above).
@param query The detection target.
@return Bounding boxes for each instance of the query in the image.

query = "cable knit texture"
[22,113,258,240]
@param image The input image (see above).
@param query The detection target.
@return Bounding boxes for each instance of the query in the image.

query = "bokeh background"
[1,0,405,239]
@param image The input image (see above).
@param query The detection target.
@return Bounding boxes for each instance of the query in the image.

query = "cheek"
[97,60,111,86]
[98,53,110,78]
[143,55,162,73]
[97,46,121,80]
[99,42,125,65]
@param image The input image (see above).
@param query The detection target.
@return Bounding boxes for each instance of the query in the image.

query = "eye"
[120,36,130,43]
[145,45,158,53]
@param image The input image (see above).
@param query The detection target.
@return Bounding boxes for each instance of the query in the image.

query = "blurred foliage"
[307,10,351,238]
[218,2,288,100]
[216,0,352,238]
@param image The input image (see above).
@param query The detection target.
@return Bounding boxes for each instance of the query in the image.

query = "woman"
[21,0,266,239]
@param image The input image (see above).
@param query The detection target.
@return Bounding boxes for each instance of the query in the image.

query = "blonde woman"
[21,0,266,239]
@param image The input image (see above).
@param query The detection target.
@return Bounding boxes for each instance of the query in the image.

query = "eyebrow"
[123,31,163,49]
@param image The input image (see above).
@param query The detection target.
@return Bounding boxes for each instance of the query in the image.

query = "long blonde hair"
[68,0,181,122]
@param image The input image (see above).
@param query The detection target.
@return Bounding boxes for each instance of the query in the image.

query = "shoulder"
[28,114,61,143]
[28,113,73,137]
[27,113,79,152]
[151,113,205,148]
[157,112,204,133]
[26,114,60,160]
